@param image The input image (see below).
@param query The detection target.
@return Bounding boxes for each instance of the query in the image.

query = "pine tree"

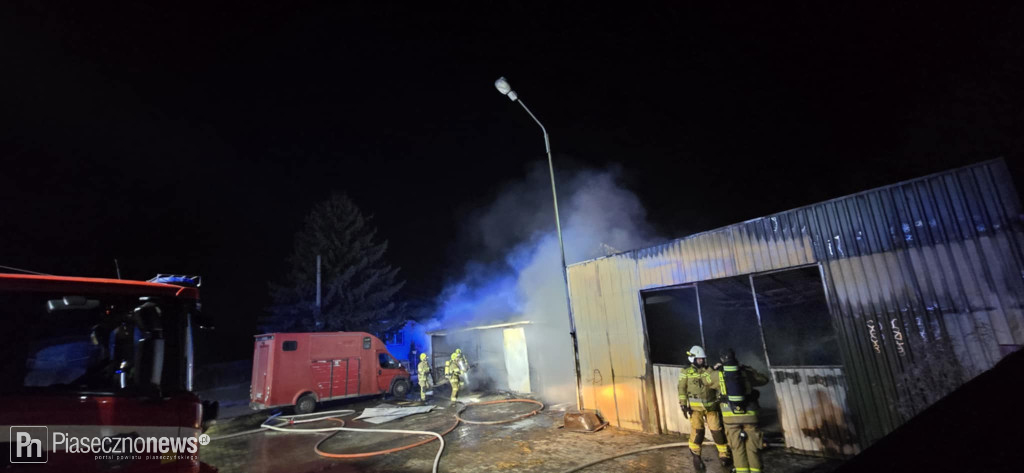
[263,193,405,333]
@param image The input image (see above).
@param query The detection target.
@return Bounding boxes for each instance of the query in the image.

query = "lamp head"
[494,77,518,101]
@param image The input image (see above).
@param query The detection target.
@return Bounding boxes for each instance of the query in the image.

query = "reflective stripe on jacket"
[677,365,718,411]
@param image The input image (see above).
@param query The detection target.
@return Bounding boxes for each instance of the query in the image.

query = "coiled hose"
[455,399,544,425]
[211,399,543,473]
[261,409,454,473]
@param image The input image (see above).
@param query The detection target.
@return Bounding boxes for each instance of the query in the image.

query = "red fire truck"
[250,332,411,414]
[0,273,215,472]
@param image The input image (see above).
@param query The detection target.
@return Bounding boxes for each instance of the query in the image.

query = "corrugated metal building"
[566,159,1024,457]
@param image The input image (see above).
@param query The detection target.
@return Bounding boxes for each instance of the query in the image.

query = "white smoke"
[430,163,660,404]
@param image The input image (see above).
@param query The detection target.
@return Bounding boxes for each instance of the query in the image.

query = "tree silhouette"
[263,193,405,333]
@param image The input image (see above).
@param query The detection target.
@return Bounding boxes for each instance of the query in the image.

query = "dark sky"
[2,3,1022,359]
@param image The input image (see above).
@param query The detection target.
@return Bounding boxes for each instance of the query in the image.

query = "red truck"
[0,273,215,472]
[249,332,411,414]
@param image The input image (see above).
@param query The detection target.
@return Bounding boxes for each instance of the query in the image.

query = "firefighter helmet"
[451,352,459,361]
[455,348,462,355]
[420,353,427,361]
[687,345,707,364]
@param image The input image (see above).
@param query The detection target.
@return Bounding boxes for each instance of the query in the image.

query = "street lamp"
[494,76,584,411]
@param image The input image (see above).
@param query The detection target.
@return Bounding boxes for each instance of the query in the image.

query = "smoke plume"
[430,163,660,404]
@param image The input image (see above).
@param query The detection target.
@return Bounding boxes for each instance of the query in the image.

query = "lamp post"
[494,76,584,410]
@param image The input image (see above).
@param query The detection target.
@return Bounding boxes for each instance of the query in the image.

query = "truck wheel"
[295,393,317,414]
[391,379,411,398]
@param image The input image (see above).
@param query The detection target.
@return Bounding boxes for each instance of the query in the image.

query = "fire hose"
[260,410,456,473]
[558,442,689,473]
[210,398,544,473]
[455,399,544,425]
[557,438,786,472]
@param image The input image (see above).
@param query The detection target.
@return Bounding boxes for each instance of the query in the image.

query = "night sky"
[2,3,1022,360]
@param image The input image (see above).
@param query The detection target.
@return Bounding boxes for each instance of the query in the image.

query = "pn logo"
[9,426,48,463]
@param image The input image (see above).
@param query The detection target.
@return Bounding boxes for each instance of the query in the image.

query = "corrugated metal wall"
[567,159,1024,452]
[570,254,656,431]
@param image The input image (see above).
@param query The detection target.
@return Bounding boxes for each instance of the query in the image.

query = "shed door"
[252,341,272,401]
[752,266,859,457]
[503,327,531,393]
[431,334,452,386]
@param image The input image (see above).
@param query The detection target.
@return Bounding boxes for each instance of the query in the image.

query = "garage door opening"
[642,286,702,435]
[698,275,781,434]
[752,266,858,456]
[643,286,701,366]
[642,276,783,439]
[642,266,858,456]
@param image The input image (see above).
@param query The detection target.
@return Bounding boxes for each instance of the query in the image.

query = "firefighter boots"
[690,450,705,471]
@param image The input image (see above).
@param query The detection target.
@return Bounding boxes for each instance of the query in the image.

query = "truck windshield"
[0,291,188,395]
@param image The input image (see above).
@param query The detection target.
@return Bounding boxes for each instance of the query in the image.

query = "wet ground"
[202,391,842,473]
[199,382,253,419]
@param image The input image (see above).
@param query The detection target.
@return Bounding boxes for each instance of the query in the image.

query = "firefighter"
[417,353,432,402]
[446,354,462,402]
[709,348,770,473]
[678,345,730,471]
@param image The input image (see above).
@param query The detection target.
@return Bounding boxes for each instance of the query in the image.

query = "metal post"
[114,259,122,279]
[516,99,585,411]
[316,254,322,327]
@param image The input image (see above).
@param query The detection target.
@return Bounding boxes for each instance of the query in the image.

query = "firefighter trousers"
[449,378,460,401]
[688,409,729,458]
[725,423,763,473]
